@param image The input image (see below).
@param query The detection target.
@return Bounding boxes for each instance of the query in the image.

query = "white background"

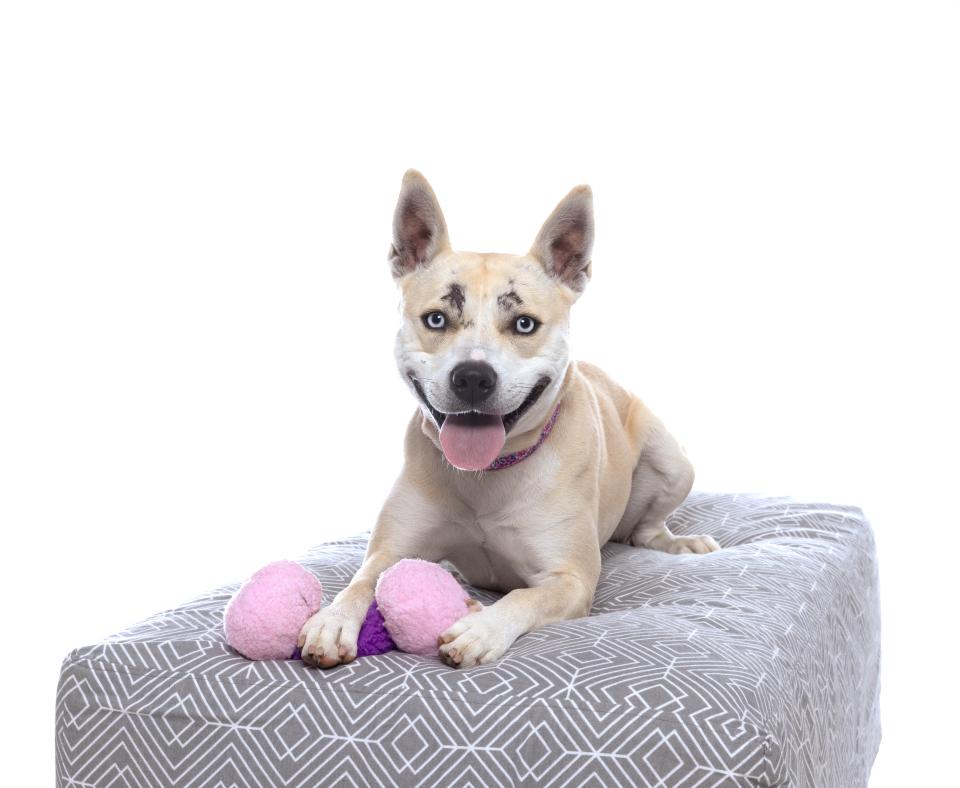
[2,2,958,785]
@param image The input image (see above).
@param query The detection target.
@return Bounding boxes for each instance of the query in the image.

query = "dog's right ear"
[388,170,450,279]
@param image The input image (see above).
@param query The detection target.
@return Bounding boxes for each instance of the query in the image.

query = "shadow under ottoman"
[56,492,881,787]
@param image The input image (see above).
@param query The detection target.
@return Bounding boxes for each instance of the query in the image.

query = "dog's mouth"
[409,376,550,471]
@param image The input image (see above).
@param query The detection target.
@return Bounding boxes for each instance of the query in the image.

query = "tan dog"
[300,171,719,669]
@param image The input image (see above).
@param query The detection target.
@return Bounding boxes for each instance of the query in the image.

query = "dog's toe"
[668,534,721,555]
[438,610,513,668]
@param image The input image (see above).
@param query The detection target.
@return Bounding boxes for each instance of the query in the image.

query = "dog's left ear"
[388,169,451,279]
[530,185,594,294]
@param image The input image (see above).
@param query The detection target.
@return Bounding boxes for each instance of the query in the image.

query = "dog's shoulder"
[570,360,656,452]
[570,360,636,416]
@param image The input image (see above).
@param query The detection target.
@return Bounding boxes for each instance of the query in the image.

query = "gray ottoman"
[56,492,880,787]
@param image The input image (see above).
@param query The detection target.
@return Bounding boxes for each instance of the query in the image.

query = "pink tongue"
[439,413,506,471]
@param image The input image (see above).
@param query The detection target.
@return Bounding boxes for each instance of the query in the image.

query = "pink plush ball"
[375,559,470,656]
[224,560,323,660]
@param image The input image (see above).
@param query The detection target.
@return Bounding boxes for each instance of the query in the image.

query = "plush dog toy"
[224,558,472,662]
[374,558,473,656]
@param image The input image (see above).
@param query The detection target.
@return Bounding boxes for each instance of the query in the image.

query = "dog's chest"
[444,509,530,592]
[442,451,562,591]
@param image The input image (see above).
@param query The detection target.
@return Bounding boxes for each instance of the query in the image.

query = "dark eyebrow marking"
[497,290,523,310]
[440,283,465,316]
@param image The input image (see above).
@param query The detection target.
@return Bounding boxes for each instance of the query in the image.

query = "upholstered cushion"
[56,492,880,787]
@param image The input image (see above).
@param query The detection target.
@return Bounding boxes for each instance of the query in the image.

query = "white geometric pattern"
[56,492,881,786]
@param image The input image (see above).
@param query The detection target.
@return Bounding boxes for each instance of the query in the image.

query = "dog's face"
[389,170,594,470]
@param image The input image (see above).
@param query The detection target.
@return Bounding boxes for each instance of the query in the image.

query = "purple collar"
[486,404,561,471]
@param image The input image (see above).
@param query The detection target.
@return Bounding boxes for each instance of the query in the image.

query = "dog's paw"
[632,528,721,555]
[437,609,515,668]
[298,605,363,668]
[663,534,721,555]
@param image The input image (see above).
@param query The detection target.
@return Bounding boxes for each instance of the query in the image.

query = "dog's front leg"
[300,473,451,668]
[298,548,398,668]
[438,565,598,668]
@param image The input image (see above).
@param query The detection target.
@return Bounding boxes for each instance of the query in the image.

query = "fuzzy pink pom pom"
[375,559,470,656]
[224,560,323,660]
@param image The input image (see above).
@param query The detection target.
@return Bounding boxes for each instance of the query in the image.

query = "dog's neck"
[485,403,561,470]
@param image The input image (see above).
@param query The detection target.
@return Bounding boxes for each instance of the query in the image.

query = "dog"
[299,170,720,669]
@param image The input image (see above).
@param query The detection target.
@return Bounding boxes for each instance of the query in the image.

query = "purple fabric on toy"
[356,599,396,656]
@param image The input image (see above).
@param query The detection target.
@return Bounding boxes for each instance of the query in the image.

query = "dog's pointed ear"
[530,185,594,293]
[388,169,451,278]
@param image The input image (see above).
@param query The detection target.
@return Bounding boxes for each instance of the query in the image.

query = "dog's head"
[390,170,594,471]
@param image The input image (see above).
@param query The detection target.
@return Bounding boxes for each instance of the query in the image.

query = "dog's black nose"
[450,361,497,405]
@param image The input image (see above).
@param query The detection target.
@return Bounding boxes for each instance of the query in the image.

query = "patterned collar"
[486,404,561,471]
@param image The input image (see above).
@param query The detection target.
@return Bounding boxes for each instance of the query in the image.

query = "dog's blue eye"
[515,315,538,334]
[423,311,447,330]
